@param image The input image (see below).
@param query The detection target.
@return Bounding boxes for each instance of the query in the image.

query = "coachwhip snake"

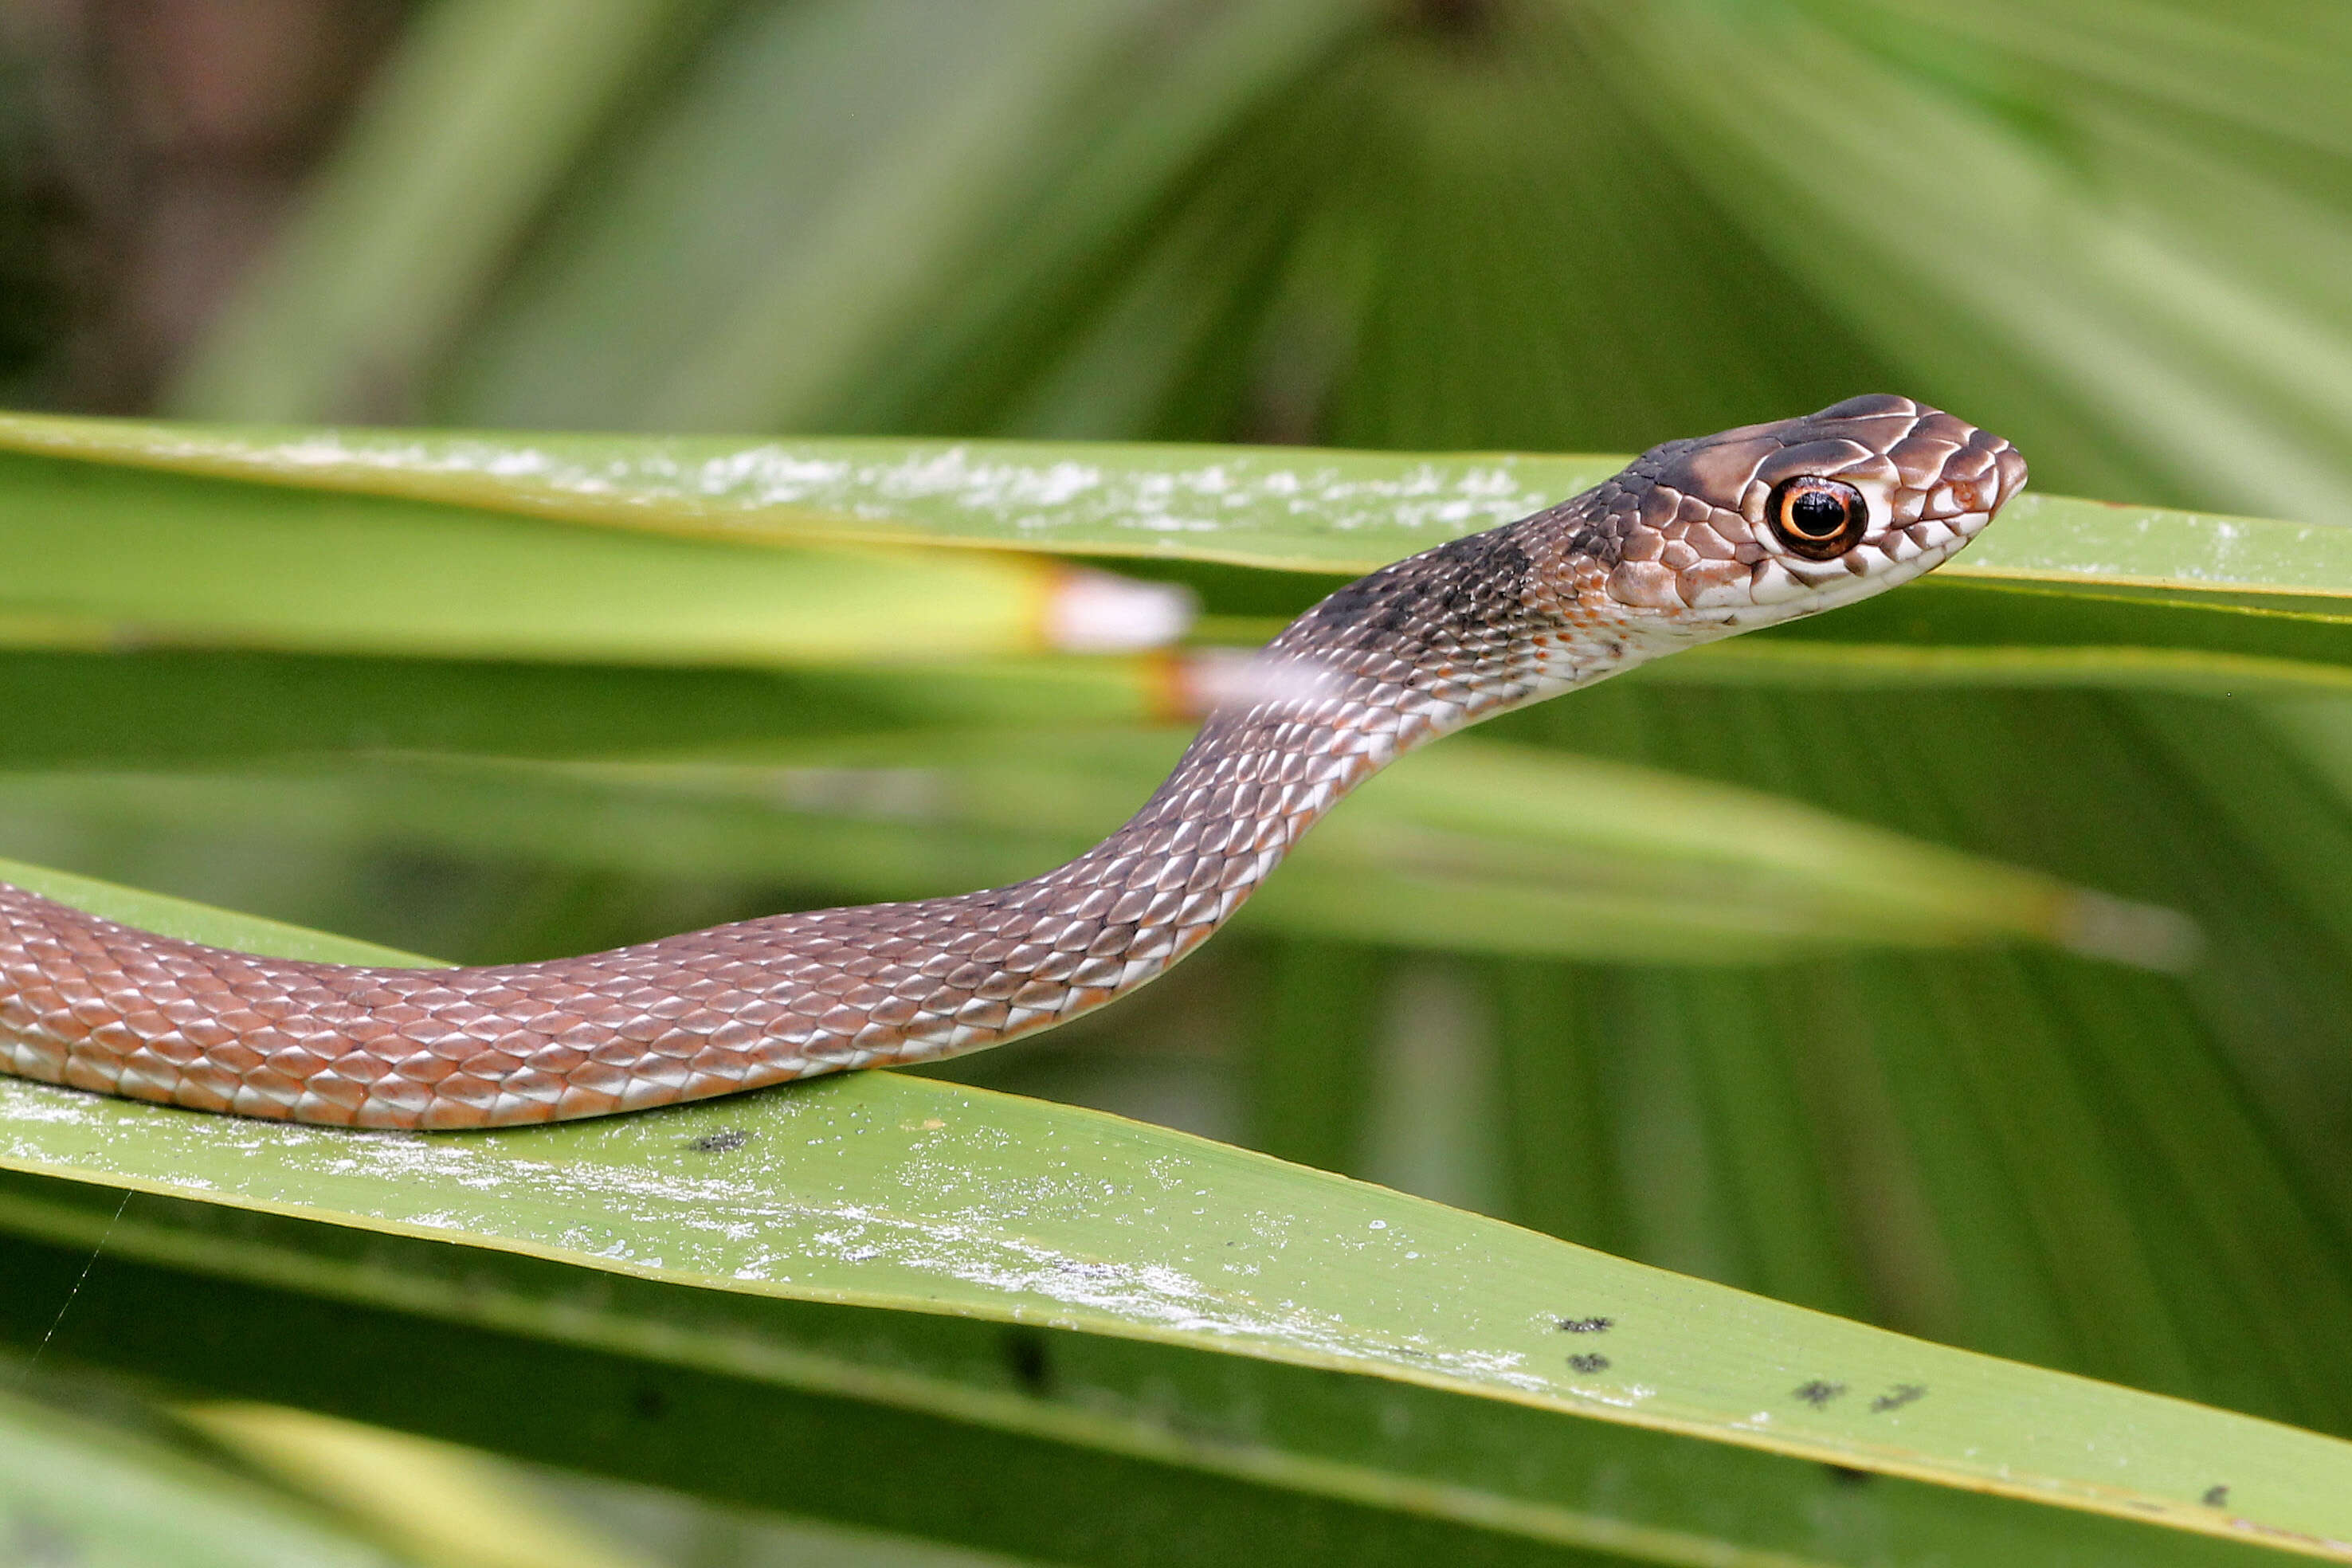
[0,397,2024,1128]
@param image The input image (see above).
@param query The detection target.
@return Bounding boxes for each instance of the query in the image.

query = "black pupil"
[1789,488,1848,539]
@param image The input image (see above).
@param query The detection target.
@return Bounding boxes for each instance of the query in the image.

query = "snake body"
[0,398,2024,1128]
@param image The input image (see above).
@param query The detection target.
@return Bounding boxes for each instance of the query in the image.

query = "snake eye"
[1766,476,1868,560]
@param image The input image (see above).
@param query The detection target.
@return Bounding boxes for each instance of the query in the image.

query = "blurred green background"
[10,2,2352,1564]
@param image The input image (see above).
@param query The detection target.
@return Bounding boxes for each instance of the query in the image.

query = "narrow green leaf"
[0,648,1178,769]
[0,447,1175,664]
[0,1386,398,1568]
[0,717,2186,966]
[4,414,2344,605]
[182,1403,654,1568]
[0,1178,2275,1568]
[1327,739,2171,959]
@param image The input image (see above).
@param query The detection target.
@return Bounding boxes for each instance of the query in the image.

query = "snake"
[0,397,2024,1129]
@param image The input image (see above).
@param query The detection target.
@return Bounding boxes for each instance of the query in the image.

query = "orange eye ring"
[1766,476,1868,560]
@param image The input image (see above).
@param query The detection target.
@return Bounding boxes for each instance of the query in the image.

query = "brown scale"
[0,397,2026,1127]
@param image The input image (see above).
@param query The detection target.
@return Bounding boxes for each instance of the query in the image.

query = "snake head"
[1588,394,2026,625]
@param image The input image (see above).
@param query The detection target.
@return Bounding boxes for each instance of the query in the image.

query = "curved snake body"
[0,398,2025,1127]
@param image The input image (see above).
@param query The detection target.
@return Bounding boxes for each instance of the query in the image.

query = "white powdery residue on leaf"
[1389,496,1545,533]
[1137,1152,1211,1194]
[1,1089,1637,1414]
[1456,465,1530,497]
[809,1225,881,1265]
[237,434,420,474]
[694,446,853,504]
[343,434,590,496]
[1283,465,1552,537]
[1572,1384,1657,1409]
[1392,464,1447,499]
[480,444,578,484]
[0,1080,113,1125]
[853,449,1111,521]
[13,1061,2211,1481]
[501,1158,786,1228]
[1420,1343,1543,1392]
[777,1199,1337,1346]
[989,460,1107,511]
[604,449,676,488]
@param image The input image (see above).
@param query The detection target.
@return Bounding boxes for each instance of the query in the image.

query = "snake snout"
[1915,427,2029,529]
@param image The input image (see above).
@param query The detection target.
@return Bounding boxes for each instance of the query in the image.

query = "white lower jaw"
[1718,514,1990,629]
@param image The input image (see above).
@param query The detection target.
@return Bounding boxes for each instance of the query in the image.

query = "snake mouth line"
[1710,516,1990,630]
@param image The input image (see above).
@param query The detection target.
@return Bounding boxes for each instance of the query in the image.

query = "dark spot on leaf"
[2203,1484,2231,1509]
[1566,1353,1610,1374]
[1557,1316,1613,1334]
[1003,1327,1053,1397]
[1793,1380,1846,1407]
[1824,1464,1874,1486]
[1870,1383,1927,1413]
[688,1128,751,1153]
[633,1385,668,1421]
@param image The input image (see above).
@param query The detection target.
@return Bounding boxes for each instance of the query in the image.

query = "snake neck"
[1022,508,1627,988]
